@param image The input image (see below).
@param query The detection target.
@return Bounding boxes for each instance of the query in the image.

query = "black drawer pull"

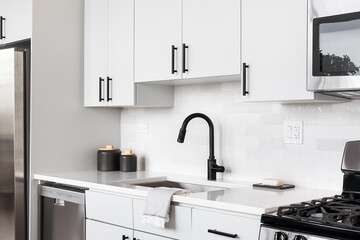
[99,77,104,102]
[182,43,189,73]
[171,45,178,74]
[0,16,5,39]
[107,76,112,102]
[208,229,238,238]
[242,62,249,96]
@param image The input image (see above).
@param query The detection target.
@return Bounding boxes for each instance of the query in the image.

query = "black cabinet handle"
[0,16,5,39]
[208,229,238,238]
[182,43,189,73]
[107,76,112,102]
[171,45,178,74]
[122,236,129,240]
[99,77,104,102]
[242,63,249,96]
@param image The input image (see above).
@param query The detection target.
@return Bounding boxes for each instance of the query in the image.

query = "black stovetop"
[278,194,360,229]
[261,194,360,239]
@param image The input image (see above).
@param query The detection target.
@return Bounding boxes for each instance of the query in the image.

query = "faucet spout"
[177,113,225,181]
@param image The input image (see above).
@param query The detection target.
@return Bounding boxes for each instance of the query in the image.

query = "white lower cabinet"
[133,198,191,239]
[85,190,261,240]
[86,219,133,240]
[86,190,133,228]
[192,208,260,240]
[134,230,172,240]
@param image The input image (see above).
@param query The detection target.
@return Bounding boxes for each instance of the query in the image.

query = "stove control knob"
[274,231,288,240]
[293,235,307,240]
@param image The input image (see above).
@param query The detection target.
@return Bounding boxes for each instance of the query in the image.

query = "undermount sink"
[132,180,226,193]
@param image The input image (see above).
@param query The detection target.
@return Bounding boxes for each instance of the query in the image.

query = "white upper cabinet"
[182,0,240,79]
[0,0,32,44]
[241,0,311,102]
[84,0,174,107]
[107,0,135,106]
[84,0,135,107]
[84,0,108,107]
[134,0,182,82]
[241,0,342,102]
[134,0,241,83]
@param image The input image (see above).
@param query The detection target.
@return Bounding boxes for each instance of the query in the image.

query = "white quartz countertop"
[34,170,338,216]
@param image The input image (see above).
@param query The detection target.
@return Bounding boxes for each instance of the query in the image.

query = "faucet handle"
[209,159,225,173]
[216,165,225,173]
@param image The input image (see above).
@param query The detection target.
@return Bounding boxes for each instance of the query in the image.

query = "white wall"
[30,0,120,239]
[121,81,360,191]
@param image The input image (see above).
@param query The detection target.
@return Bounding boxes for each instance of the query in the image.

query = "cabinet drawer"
[134,230,172,240]
[133,198,191,239]
[86,190,132,228]
[86,219,133,240]
[192,209,260,240]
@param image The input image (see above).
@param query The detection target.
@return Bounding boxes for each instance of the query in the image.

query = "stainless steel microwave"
[308,0,360,99]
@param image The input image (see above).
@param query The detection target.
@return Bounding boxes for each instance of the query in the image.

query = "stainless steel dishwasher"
[39,183,88,240]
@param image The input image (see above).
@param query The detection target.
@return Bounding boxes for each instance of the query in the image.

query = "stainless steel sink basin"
[132,180,226,193]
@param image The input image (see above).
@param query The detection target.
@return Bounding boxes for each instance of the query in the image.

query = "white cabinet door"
[0,0,31,44]
[241,0,313,102]
[107,0,135,106]
[133,199,191,240]
[182,0,240,79]
[84,0,108,107]
[86,219,133,240]
[134,0,182,83]
[134,230,172,240]
[192,209,260,240]
[86,190,133,228]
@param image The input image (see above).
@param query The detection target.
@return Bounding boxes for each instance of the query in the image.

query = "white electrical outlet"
[284,121,303,144]
[137,123,148,134]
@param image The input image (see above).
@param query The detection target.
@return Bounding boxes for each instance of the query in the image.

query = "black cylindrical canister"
[97,145,121,171]
[120,150,137,172]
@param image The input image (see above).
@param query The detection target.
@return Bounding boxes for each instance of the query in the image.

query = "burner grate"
[277,195,360,229]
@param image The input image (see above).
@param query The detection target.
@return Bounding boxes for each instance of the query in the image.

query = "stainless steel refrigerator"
[0,47,30,240]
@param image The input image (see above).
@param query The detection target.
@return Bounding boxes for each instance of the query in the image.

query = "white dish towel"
[141,187,189,228]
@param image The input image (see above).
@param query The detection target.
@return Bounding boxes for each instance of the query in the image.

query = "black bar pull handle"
[0,16,5,39]
[208,229,238,238]
[242,62,249,96]
[99,77,104,102]
[171,45,178,74]
[107,76,112,102]
[182,43,189,73]
[122,235,129,240]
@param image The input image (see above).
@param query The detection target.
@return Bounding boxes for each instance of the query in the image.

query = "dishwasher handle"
[39,184,86,205]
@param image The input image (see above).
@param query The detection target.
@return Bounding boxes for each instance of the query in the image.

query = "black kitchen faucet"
[177,113,225,181]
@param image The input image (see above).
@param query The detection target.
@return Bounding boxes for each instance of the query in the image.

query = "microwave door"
[308,0,360,93]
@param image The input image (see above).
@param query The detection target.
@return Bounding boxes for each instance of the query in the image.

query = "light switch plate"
[284,121,303,144]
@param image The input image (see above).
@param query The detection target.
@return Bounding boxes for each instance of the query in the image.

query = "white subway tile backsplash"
[121,81,360,191]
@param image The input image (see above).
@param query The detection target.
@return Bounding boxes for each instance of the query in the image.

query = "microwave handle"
[242,63,249,96]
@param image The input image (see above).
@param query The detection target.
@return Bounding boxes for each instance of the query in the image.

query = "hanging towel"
[141,187,190,228]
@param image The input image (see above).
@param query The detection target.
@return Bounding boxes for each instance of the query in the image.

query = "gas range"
[260,195,360,239]
[259,141,360,240]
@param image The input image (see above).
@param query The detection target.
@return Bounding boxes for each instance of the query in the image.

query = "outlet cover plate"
[284,121,303,144]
